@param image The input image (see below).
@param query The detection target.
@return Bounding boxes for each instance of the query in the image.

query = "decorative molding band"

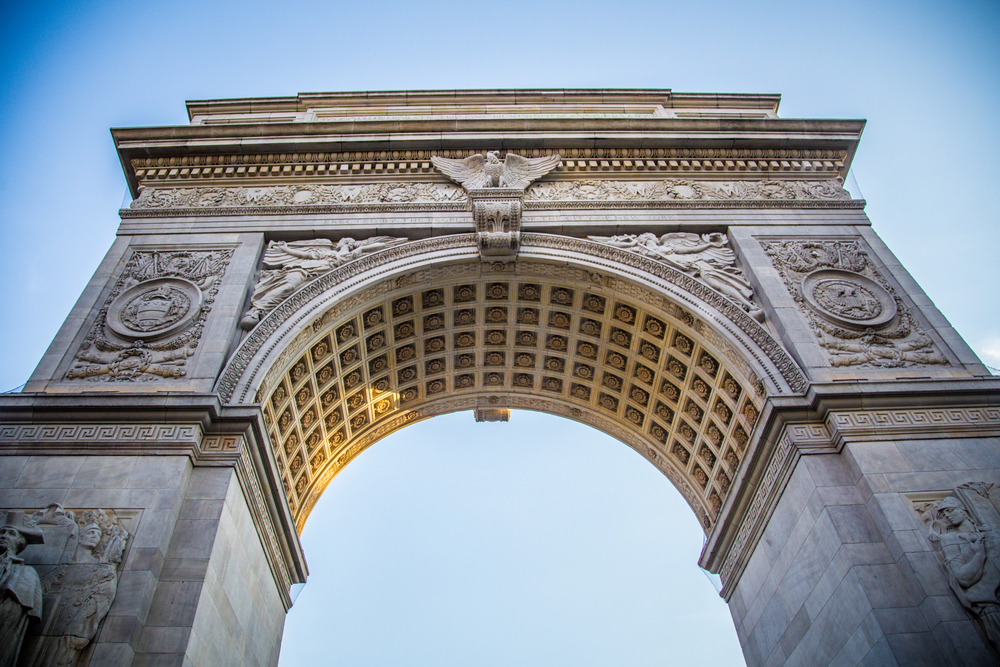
[719,426,801,591]
[827,407,1000,442]
[233,440,297,609]
[128,148,847,186]
[525,179,852,202]
[0,423,201,447]
[716,405,1000,596]
[121,180,862,218]
[525,199,866,211]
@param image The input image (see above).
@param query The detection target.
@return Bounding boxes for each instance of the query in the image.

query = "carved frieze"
[762,239,947,368]
[130,183,464,209]
[587,233,762,321]
[241,237,408,330]
[1,504,129,667]
[527,178,850,202]
[67,249,233,382]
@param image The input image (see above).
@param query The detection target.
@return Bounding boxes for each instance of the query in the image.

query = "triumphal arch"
[1,89,998,666]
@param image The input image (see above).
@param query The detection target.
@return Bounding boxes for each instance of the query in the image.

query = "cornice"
[126,147,848,192]
[113,118,864,199]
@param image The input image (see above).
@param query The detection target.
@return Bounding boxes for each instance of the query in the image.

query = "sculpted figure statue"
[928,494,1000,647]
[431,151,562,190]
[18,509,127,667]
[0,512,43,667]
[241,237,407,329]
[588,232,763,321]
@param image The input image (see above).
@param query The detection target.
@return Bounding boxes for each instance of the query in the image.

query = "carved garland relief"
[66,249,233,382]
[762,239,947,369]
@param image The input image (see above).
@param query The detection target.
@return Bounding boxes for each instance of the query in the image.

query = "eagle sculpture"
[431,151,562,190]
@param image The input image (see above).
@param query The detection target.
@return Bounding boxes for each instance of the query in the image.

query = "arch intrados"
[217,234,804,532]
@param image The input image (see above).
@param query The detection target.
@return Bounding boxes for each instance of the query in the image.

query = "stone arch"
[217,233,806,533]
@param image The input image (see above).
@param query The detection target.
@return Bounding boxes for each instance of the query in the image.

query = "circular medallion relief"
[107,278,203,341]
[801,269,896,329]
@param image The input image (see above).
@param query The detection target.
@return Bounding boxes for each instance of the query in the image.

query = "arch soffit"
[216,234,806,532]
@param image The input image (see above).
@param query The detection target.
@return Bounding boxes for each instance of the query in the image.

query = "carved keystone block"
[468,188,524,259]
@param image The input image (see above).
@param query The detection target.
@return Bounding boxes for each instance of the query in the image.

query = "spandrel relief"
[240,237,408,330]
[588,233,763,321]
[67,249,233,382]
[914,483,1000,650]
[762,239,947,368]
[0,504,130,667]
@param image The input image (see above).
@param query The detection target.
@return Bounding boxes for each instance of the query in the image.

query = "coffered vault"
[3,89,999,667]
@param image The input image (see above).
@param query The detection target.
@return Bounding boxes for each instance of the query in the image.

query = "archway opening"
[276,411,746,666]
[250,262,772,534]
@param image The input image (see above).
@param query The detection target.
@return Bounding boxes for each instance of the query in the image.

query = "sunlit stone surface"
[1,89,997,666]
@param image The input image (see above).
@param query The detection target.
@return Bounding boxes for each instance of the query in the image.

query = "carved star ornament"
[431,151,562,189]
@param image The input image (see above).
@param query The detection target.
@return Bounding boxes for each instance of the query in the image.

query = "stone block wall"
[729,437,1000,666]
[0,453,286,667]
[185,470,286,667]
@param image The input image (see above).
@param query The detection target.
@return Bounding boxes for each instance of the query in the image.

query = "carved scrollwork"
[66,249,233,382]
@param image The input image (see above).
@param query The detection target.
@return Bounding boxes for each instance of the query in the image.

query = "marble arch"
[2,89,1000,667]
[219,234,804,532]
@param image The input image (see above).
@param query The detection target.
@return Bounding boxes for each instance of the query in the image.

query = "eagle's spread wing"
[430,154,489,189]
[501,153,562,188]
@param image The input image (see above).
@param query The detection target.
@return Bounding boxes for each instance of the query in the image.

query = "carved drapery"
[587,232,762,321]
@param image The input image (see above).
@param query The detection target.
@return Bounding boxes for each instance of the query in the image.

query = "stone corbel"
[468,187,524,259]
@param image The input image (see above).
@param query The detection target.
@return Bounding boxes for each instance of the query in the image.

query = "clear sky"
[1,1,997,665]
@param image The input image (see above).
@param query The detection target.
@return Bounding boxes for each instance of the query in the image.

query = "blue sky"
[1,1,998,665]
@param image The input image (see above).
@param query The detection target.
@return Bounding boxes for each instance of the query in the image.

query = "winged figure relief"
[589,232,764,321]
[240,237,407,329]
[431,151,562,190]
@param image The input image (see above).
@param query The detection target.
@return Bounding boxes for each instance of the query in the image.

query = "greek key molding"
[0,423,201,444]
